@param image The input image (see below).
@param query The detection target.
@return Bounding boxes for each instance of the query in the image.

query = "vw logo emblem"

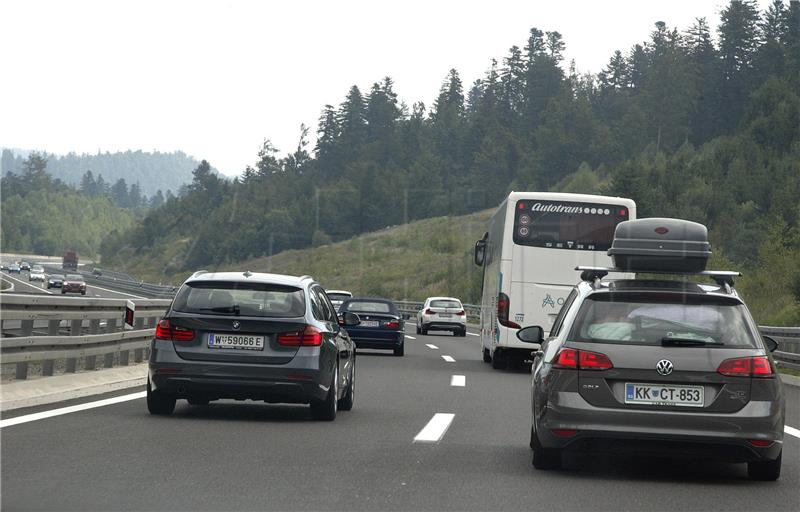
[232,320,240,330]
[656,359,674,376]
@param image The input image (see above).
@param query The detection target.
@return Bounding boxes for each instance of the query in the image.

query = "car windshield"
[32,266,44,272]
[569,293,758,347]
[327,293,351,301]
[343,301,393,314]
[65,274,84,281]
[172,281,306,317]
[430,300,461,308]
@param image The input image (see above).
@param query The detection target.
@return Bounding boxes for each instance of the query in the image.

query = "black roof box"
[607,218,711,273]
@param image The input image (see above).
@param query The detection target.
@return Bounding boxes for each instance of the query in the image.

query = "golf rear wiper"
[661,337,721,346]
[197,304,240,315]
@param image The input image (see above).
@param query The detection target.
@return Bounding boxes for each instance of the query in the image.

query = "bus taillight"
[497,292,521,329]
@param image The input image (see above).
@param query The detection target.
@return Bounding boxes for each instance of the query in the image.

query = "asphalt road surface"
[2,326,799,511]
[1,267,145,300]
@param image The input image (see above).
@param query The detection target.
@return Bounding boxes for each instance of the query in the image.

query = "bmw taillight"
[385,320,400,329]
[425,309,435,315]
[553,347,613,370]
[155,319,195,342]
[278,326,323,347]
[718,356,774,378]
[497,292,520,329]
[456,310,465,316]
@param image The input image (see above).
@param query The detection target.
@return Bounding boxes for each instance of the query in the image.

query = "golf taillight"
[553,348,613,370]
[155,319,195,342]
[497,292,520,329]
[278,326,323,347]
[385,320,400,329]
[718,356,774,378]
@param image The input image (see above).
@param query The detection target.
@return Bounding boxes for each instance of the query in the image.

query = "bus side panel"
[479,200,507,353]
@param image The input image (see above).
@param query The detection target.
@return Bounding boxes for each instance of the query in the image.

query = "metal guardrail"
[1,294,171,379]
[760,326,800,371]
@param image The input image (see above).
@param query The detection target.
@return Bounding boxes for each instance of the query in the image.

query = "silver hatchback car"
[519,219,785,480]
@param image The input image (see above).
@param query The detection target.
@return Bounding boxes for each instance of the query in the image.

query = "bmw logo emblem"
[232,320,240,330]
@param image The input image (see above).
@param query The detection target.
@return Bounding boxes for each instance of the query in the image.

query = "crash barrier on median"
[80,270,177,299]
[395,301,481,322]
[760,326,800,371]
[0,294,171,379]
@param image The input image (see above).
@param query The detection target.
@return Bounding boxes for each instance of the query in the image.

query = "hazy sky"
[0,0,768,176]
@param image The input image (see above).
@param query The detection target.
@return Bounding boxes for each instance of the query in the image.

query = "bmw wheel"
[147,378,176,415]
[311,366,338,421]
[338,359,355,411]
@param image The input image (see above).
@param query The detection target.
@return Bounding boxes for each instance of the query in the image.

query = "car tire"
[416,324,421,334]
[747,451,781,481]
[531,427,562,470]
[393,343,404,356]
[81,291,86,295]
[338,359,355,411]
[187,396,210,406]
[310,367,338,421]
[61,290,66,294]
[491,351,507,370]
[482,347,491,363]
[459,328,467,337]
[147,379,176,415]
[421,325,428,336]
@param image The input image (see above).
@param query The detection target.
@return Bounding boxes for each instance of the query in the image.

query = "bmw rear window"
[173,281,306,317]
[430,300,461,308]
[568,293,758,348]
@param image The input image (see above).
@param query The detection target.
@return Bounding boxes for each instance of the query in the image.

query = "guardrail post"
[70,319,82,336]
[134,317,144,330]
[120,350,130,366]
[134,348,144,363]
[15,362,28,380]
[89,319,100,334]
[84,355,96,371]
[21,320,33,336]
[106,318,118,333]
[65,357,77,373]
[42,359,54,376]
[103,352,115,368]
[47,320,59,336]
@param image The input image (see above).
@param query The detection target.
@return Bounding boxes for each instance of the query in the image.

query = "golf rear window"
[342,301,394,314]
[430,300,461,308]
[568,293,758,347]
[173,281,305,317]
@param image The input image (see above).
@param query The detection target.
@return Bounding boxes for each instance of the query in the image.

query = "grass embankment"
[117,209,493,303]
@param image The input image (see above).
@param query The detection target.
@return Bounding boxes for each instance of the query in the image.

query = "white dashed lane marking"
[0,392,146,428]
[466,332,479,337]
[413,413,455,443]
[451,375,466,387]
[786,425,800,439]
[442,355,455,362]
[405,335,416,340]
[426,344,438,349]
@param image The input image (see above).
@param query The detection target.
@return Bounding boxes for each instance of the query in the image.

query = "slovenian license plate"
[625,383,704,407]
[439,313,451,318]
[360,320,379,327]
[208,333,265,350]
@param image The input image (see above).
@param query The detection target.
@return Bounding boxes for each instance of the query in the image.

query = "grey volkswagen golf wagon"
[518,218,785,480]
[148,271,359,421]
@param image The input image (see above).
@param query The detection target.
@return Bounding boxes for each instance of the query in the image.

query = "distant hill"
[0,149,216,196]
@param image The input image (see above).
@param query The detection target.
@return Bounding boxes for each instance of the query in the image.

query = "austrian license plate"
[625,383,704,407]
[360,320,379,327]
[208,333,265,350]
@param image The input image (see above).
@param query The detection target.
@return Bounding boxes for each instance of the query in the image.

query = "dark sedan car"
[148,271,359,420]
[339,298,405,356]
[61,274,86,295]
[47,274,65,289]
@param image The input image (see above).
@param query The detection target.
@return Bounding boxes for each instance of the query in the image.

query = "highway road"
[2,326,799,511]
[1,267,147,300]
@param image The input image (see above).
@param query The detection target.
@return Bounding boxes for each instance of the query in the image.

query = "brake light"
[718,356,774,378]
[553,348,613,370]
[551,429,578,438]
[456,310,465,316]
[425,309,435,315]
[385,320,400,329]
[748,439,773,447]
[579,350,614,370]
[278,326,323,347]
[497,292,520,329]
[155,319,195,342]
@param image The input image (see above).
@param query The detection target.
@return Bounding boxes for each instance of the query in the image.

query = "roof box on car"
[607,218,711,273]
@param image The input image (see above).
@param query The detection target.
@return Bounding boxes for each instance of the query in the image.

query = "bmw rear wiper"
[197,304,240,315]
[661,337,722,346]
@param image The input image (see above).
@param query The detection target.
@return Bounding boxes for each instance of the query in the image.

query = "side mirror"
[339,312,360,327]
[516,326,544,344]
[762,335,778,353]
[474,240,486,266]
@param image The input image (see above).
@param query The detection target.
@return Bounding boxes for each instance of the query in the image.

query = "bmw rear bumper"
[422,322,465,332]
[537,391,784,462]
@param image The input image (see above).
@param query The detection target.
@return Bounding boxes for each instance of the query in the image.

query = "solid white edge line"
[426,344,439,349]
[466,332,479,337]
[0,391,146,428]
[451,375,466,387]
[413,413,455,443]
[405,335,416,340]
[442,355,455,362]
[2,273,54,294]
[85,283,147,299]
[785,425,800,438]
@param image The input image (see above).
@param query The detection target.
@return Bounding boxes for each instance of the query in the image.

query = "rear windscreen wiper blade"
[197,304,240,315]
[661,337,721,346]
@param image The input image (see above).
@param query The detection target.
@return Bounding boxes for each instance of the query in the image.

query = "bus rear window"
[513,200,629,251]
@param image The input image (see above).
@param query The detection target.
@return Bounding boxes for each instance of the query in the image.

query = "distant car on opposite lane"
[326,290,352,312]
[19,262,31,271]
[339,298,405,356]
[61,274,86,295]
[47,274,65,289]
[29,266,46,282]
[8,264,21,274]
[417,297,467,336]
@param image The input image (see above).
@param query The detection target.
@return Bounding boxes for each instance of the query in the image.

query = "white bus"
[473,192,636,369]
